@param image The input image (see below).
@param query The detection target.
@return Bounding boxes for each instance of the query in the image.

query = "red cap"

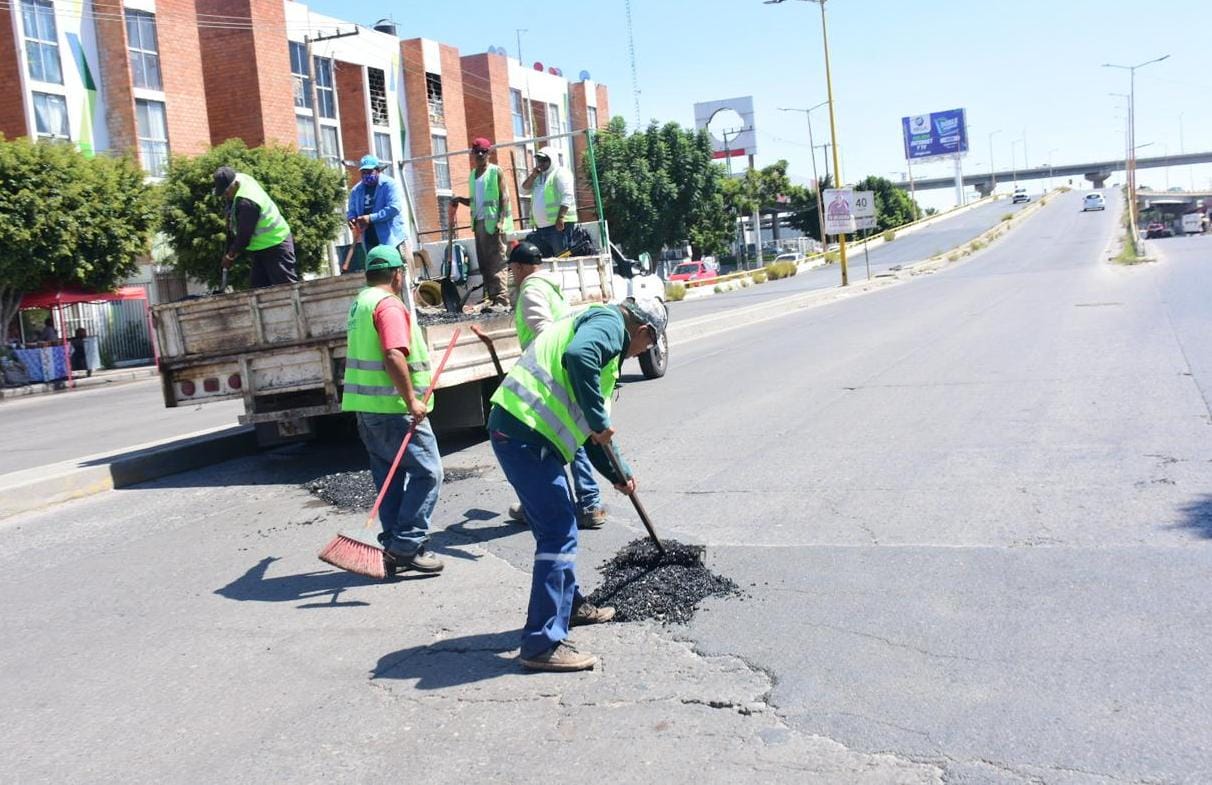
[471,137,492,152]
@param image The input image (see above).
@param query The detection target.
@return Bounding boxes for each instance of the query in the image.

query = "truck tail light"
[228,374,242,390]
[203,378,219,393]
[180,380,196,397]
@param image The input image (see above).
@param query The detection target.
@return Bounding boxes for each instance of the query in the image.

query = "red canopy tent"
[18,286,155,388]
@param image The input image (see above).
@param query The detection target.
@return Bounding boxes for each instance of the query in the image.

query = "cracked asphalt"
[3,191,1211,783]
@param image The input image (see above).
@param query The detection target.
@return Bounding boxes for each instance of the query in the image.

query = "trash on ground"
[588,538,738,625]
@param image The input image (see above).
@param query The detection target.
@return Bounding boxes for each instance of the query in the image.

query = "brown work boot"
[519,641,598,672]
[578,507,607,529]
[570,601,616,627]
[384,546,444,575]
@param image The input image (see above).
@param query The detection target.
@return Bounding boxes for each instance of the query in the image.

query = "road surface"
[4,191,1210,783]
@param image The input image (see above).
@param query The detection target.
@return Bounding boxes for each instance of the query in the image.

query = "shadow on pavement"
[214,555,435,608]
[371,629,524,689]
[1174,494,1212,539]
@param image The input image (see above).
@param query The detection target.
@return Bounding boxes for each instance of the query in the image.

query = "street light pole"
[1046,147,1058,190]
[988,129,1001,196]
[1011,139,1022,186]
[780,102,829,250]
[1103,55,1169,233]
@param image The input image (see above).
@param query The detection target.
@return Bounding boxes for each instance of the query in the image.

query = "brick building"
[0,0,611,241]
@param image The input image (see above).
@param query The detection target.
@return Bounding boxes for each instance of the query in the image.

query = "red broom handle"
[363,327,461,529]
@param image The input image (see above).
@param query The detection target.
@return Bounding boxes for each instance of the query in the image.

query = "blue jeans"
[491,431,580,658]
[355,412,443,557]
[533,223,574,256]
[569,447,602,513]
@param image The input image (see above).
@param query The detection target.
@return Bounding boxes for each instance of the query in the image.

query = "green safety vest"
[341,287,434,414]
[491,304,619,462]
[533,170,576,226]
[230,173,291,252]
[514,273,571,349]
[472,164,514,235]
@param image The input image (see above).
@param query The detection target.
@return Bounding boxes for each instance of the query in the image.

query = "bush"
[970,239,986,251]
[882,229,896,243]
[751,270,767,284]
[1001,213,1014,222]
[763,261,797,280]
[664,282,686,301]
[948,252,961,262]
[739,277,752,288]
[158,139,345,289]
[825,251,840,265]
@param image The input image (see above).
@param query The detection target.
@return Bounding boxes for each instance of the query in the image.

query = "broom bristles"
[318,532,387,579]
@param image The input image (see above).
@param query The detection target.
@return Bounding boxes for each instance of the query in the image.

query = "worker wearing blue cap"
[347,154,409,263]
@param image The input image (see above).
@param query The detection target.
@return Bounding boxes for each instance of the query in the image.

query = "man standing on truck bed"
[341,245,445,575]
[487,296,668,672]
[213,166,298,288]
[507,240,608,530]
[347,155,408,254]
[450,137,513,309]
[522,146,576,256]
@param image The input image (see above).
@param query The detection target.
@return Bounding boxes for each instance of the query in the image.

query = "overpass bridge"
[892,151,1212,195]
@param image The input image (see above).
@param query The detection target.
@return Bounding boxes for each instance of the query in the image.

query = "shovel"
[603,445,665,556]
[438,214,463,313]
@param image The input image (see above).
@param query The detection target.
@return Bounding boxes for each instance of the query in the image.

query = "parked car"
[773,252,802,264]
[668,261,717,282]
[1082,193,1106,211]
[1145,221,1173,239]
[1011,188,1029,204]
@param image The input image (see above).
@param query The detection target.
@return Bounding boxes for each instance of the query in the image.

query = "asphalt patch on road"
[588,538,739,625]
[418,309,508,325]
[305,466,489,510]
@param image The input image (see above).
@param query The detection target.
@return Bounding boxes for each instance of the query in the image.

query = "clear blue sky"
[307,0,1212,207]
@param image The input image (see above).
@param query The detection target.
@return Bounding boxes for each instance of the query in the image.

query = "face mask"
[361,171,379,188]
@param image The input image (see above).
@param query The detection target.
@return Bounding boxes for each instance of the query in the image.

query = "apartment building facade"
[1,0,611,242]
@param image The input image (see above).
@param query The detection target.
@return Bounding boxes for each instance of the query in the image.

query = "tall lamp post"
[765,0,849,286]
[779,102,829,250]
[988,129,1001,196]
[1046,148,1059,190]
[1010,139,1022,186]
[1102,55,1170,232]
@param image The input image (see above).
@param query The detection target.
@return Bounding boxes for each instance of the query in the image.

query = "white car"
[1011,188,1029,204]
[773,252,801,263]
[1082,193,1106,211]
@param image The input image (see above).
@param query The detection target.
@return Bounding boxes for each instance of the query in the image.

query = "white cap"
[536,146,556,161]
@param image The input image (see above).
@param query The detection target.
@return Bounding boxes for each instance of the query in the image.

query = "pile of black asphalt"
[588,538,738,625]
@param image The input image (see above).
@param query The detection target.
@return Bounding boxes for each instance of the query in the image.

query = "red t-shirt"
[373,296,411,356]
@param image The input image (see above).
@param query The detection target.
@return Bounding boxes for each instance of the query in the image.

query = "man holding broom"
[341,245,444,575]
[487,296,668,671]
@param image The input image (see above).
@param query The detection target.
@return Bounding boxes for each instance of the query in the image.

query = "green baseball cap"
[365,245,404,271]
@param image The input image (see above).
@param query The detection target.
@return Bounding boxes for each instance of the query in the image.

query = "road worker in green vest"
[213,166,298,288]
[522,145,577,256]
[451,137,514,310]
[341,245,445,575]
[506,240,608,530]
[487,295,668,672]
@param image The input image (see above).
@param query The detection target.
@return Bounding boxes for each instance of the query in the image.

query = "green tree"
[591,118,731,259]
[0,137,154,335]
[785,174,833,242]
[852,175,920,231]
[158,139,345,288]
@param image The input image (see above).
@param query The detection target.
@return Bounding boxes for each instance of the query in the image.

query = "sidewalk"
[0,364,160,401]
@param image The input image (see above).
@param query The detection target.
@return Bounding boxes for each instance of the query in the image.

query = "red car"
[668,261,716,282]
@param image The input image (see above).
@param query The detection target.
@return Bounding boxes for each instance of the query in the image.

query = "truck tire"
[638,329,668,379]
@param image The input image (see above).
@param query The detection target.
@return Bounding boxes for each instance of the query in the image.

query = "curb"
[0,425,257,520]
[0,366,159,401]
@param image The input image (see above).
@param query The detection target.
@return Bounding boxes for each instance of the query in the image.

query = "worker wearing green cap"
[341,245,444,574]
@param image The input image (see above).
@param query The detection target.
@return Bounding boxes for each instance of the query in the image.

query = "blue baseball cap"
[358,154,381,171]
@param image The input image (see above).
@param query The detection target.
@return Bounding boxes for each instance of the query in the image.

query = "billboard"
[901,109,967,162]
[694,96,757,160]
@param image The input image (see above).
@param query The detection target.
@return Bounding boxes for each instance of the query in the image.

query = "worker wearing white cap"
[522,146,577,255]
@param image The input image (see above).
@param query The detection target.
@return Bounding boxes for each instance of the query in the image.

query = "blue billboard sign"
[901,109,968,161]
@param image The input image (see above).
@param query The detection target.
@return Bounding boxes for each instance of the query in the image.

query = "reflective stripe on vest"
[472,165,514,235]
[341,288,434,414]
[514,274,571,349]
[232,174,291,252]
[490,304,619,462]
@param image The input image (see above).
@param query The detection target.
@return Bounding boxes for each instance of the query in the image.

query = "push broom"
[318,327,462,579]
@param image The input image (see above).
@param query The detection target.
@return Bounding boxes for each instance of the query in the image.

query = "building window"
[296,116,317,157]
[314,57,335,119]
[510,89,526,138]
[289,41,311,110]
[135,99,169,177]
[21,0,63,85]
[125,10,161,90]
[32,91,68,138]
[374,132,393,177]
[425,72,444,126]
[320,125,339,165]
[587,105,598,130]
[431,134,450,190]
[368,67,389,127]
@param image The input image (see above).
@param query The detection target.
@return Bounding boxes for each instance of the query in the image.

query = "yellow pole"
[818,0,848,286]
